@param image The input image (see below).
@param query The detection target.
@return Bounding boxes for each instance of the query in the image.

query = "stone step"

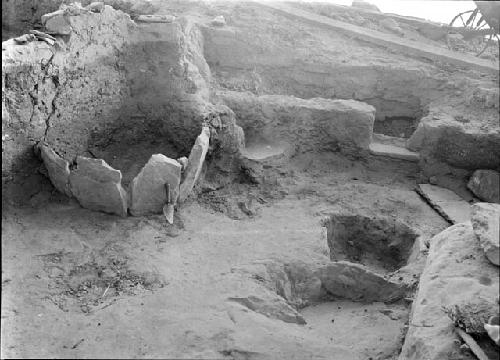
[368,141,420,162]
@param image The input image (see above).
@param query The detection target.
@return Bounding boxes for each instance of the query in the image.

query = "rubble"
[468,170,500,203]
[69,156,128,217]
[128,154,181,216]
[471,203,500,266]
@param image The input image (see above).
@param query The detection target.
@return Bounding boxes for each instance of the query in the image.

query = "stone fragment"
[177,156,188,172]
[179,127,210,203]
[211,15,226,27]
[380,18,404,35]
[129,154,181,216]
[317,261,408,303]
[228,295,306,325]
[471,203,500,266]
[38,143,72,197]
[69,156,127,217]
[468,170,500,204]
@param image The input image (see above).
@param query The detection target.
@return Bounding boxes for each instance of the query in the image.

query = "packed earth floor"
[1,1,500,359]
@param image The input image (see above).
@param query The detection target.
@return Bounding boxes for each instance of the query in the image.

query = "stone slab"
[471,203,500,266]
[179,127,210,203]
[416,184,471,224]
[69,156,127,217]
[369,141,419,162]
[317,261,408,303]
[129,154,181,216]
[38,144,72,197]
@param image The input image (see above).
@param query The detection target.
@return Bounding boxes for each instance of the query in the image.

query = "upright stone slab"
[38,144,72,197]
[471,203,500,266]
[129,154,181,216]
[468,170,500,204]
[69,156,127,217]
[179,127,210,203]
[317,261,408,303]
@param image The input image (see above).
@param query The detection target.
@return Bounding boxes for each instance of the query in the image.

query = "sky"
[294,0,477,25]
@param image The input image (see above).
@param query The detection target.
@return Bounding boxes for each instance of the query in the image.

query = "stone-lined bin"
[35,125,212,217]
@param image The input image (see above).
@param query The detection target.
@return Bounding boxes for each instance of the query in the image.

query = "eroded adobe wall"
[2,4,213,201]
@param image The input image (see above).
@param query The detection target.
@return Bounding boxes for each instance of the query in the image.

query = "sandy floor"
[1,151,448,359]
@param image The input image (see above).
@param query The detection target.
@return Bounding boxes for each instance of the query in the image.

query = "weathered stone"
[129,154,181,216]
[317,261,408,303]
[471,203,500,266]
[69,156,127,217]
[178,127,210,203]
[468,170,500,204]
[38,144,72,197]
[86,2,105,13]
[400,222,499,360]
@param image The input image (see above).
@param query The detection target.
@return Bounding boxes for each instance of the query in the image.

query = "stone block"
[38,143,72,197]
[179,127,210,203]
[69,156,127,217]
[129,154,181,216]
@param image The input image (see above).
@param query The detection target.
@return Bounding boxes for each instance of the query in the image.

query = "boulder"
[468,170,500,203]
[69,156,127,217]
[471,203,500,266]
[178,127,210,203]
[38,144,72,197]
[317,261,408,303]
[129,154,181,216]
[400,222,499,360]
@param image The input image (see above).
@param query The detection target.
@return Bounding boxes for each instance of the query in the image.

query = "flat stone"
[69,156,127,217]
[129,154,181,216]
[416,184,471,224]
[468,170,500,203]
[471,203,500,266]
[38,144,72,197]
[179,127,210,203]
[400,222,499,360]
[317,261,408,303]
[369,142,419,162]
